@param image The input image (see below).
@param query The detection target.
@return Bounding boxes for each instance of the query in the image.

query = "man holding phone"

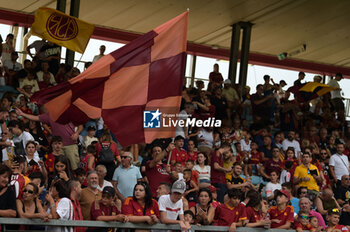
[293,152,322,195]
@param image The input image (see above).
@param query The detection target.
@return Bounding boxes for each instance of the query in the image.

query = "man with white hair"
[112,152,142,201]
[299,197,326,229]
[96,164,113,191]
[79,171,102,220]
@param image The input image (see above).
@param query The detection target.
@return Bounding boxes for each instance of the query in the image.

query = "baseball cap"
[102,186,116,196]
[299,71,305,76]
[275,190,290,200]
[224,79,231,85]
[171,180,186,194]
[87,125,96,131]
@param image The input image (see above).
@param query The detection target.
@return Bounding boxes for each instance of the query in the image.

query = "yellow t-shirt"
[294,164,319,191]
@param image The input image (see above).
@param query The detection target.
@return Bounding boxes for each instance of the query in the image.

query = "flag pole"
[75,53,84,67]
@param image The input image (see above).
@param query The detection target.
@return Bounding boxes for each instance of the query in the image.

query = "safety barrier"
[0,218,295,232]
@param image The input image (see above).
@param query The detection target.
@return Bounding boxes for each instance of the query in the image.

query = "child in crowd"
[45,136,63,177]
[246,141,264,176]
[265,170,282,201]
[214,188,247,231]
[74,168,87,188]
[80,144,96,173]
[268,190,294,229]
[170,135,188,166]
[183,169,199,208]
[209,186,220,208]
[185,159,199,185]
[280,160,293,184]
[295,210,316,232]
[82,126,98,151]
[326,208,349,232]
[184,210,195,224]
[310,216,323,232]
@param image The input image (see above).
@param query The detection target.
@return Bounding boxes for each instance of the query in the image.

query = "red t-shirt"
[327,224,349,232]
[268,205,294,228]
[10,173,30,199]
[170,148,188,166]
[187,151,198,163]
[294,222,314,231]
[214,203,247,226]
[264,159,283,176]
[122,197,160,218]
[80,154,95,173]
[211,151,226,184]
[249,151,263,164]
[90,200,121,220]
[246,206,264,227]
[145,161,172,198]
[45,153,57,175]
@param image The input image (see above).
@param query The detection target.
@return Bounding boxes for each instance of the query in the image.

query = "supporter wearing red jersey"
[211,143,232,203]
[246,193,270,228]
[69,179,84,232]
[187,140,198,163]
[10,155,30,199]
[247,141,264,176]
[145,145,172,198]
[214,189,247,231]
[90,186,128,225]
[45,136,63,177]
[170,136,188,166]
[122,182,160,224]
[326,208,349,232]
[268,190,294,229]
[185,160,199,185]
[295,210,315,232]
[260,147,282,179]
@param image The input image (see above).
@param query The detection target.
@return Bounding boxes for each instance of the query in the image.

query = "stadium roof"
[1,0,350,77]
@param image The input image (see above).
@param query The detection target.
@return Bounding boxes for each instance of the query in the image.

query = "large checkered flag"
[31,12,188,146]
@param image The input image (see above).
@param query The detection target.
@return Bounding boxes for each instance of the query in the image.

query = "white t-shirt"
[193,165,211,181]
[46,197,74,232]
[175,110,189,138]
[327,79,341,99]
[158,194,183,220]
[198,129,214,148]
[97,180,113,191]
[3,60,22,71]
[240,139,251,152]
[265,182,282,198]
[280,170,291,184]
[329,154,349,180]
[282,139,301,157]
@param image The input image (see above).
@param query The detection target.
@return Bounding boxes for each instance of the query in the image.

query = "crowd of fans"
[0,32,350,232]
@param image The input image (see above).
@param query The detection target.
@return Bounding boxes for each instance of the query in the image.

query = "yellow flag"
[31,7,95,53]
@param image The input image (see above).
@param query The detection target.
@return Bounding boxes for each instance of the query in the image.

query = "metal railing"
[0,218,295,232]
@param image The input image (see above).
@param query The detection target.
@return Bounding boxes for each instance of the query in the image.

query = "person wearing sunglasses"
[335,175,350,207]
[16,183,51,230]
[295,210,316,232]
[112,152,142,202]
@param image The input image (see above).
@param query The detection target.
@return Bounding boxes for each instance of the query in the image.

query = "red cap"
[276,190,290,200]
[208,186,217,193]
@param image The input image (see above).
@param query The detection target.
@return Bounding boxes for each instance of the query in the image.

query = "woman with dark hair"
[17,182,49,218]
[190,188,215,225]
[48,155,74,188]
[0,164,16,219]
[245,193,270,228]
[122,181,160,226]
[193,153,211,188]
[17,182,50,230]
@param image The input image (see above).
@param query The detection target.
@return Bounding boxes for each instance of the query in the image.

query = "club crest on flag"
[46,12,78,41]
[143,109,161,128]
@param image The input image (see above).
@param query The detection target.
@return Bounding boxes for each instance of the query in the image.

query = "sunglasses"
[301,191,308,194]
[345,178,350,180]
[321,153,327,155]
[121,156,130,159]
[300,215,309,220]
[23,189,34,194]
[332,208,340,213]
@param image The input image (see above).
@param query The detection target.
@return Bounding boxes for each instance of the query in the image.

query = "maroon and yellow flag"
[31,12,188,146]
[31,7,95,53]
